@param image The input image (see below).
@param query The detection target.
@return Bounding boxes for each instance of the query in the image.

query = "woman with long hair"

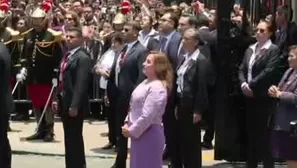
[121,51,173,168]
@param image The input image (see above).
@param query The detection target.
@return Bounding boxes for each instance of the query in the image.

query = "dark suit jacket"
[164,31,182,70]
[0,43,13,120]
[274,68,297,131]
[109,41,147,105]
[238,43,282,97]
[177,51,209,114]
[146,36,159,52]
[61,47,91,114]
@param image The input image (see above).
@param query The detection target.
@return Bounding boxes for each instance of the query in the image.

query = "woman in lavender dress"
[122,52,174,168]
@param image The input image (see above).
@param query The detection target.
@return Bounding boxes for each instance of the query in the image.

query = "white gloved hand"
[16,68,27,82]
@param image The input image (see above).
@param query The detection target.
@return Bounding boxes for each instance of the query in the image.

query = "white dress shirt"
[138,29,157,48]
[98,49,116,89]
[241,39,272,89]
[247,39,272,82]
[115,41,138,86]
[176,48,200,93]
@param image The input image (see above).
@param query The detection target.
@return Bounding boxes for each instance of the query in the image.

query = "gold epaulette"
[21,28,33,37]
[47,28,63,42]
[6,27,20,41]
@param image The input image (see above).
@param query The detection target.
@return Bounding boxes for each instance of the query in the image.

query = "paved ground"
[8,118,219,167]
[8,119,286,168]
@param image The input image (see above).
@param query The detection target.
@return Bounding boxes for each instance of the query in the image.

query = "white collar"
[249,39,272,52]
[184,48,200,61]
[140,29,157,37]
[69,47,80,55]
[127,40,137,48]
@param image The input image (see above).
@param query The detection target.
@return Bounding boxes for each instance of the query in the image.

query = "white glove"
[16,68,27,82]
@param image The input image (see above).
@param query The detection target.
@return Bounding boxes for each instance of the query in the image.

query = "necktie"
[59,52,71,89]
[159,37,167,52]
[119,46,128,68]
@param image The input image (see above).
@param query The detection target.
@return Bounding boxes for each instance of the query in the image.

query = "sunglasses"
[66,18,73,21]
[257,28,265,33]
[123,28,130,32]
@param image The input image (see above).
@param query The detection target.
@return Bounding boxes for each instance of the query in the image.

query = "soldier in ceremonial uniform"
[19,1,63,142]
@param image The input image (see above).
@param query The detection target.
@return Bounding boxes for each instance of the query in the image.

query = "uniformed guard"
[18,0,63,142]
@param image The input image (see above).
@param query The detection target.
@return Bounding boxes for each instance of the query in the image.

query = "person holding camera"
[268,45,297,168]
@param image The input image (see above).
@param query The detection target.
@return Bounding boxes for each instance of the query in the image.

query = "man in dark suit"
[0,42,12,168]
[109,21,147,168]
[53,27,91,168]
[158,12,182,164]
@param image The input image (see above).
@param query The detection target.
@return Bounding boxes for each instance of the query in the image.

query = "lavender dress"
[127,80,167,168]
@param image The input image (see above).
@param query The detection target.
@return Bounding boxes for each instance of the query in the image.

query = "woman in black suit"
[173,28,210,168]
[238,20,282,168]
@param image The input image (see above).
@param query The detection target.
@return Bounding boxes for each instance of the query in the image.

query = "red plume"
[0,1,9,12]
[41,1,52,13]
[41,0,53,13]
[121,0,131,15]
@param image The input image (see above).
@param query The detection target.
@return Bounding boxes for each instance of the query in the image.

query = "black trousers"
[163,91,179,162]
[62,112,86,168]
[203,86,216,143]
[0,114,11,168]
[245,98,274,168]
[114,97,129,168]
[173,97,202,168]
[106,89,117,145]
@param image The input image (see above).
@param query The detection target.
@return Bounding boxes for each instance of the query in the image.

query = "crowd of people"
[0,0,297,168]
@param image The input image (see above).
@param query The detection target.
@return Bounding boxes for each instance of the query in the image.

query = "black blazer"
[109,41,147,100]
[177,52,210,114]
[61,47,91,114]
[238,42,282,97]
[0,43,13,118]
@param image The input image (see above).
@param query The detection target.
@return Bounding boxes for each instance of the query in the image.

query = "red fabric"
[121,1,131,15]
[28,84,52,109]
[60,52,70,89]
[10,77,15,89]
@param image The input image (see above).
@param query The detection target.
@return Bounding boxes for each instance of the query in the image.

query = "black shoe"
[43,133,54,142]
[11,114,29,121]
[202,141,213,150]
[102,142,115,150]
[25,133,44,141]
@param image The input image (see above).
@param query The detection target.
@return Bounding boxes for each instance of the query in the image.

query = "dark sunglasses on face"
[257,28,265,33]
[66,18,73,21]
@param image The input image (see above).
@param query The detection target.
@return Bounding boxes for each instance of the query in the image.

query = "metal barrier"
[13,75,102,105]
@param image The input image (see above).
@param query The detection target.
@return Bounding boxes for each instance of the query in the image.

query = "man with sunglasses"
[20,5,63,142]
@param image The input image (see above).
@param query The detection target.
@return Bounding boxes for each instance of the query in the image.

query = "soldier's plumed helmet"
[0,0,9,19]
[113,13,126,25]
[31,7,47,18]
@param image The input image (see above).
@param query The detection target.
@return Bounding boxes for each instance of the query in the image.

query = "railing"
[12,75,102,104]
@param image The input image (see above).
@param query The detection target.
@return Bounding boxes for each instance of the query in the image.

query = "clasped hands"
[268,85,282,98]
[121,124,130,138]
[241,82,253,97]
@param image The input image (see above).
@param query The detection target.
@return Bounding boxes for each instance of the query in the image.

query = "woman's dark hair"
[259,19,274,33]
[111,32,125,44]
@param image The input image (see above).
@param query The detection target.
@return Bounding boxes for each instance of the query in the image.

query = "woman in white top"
[94,32,126,149]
